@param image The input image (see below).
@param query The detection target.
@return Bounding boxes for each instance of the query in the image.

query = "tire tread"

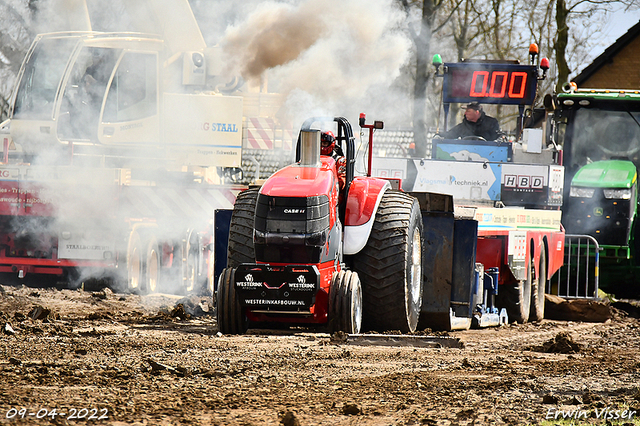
[352,190,423,332]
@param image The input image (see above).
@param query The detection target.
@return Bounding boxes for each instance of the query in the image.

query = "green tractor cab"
[565,160,637,247]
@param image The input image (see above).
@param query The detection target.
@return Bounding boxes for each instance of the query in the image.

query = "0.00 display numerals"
[469,70,528,99]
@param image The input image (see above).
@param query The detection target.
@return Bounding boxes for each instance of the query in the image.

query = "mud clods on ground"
[537,331,583,354]
[1,284,640,425]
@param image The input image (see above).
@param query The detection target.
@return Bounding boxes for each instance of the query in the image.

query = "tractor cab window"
[103,52,158,123]
[58,47,120,140]
[13,38,78,120]
[566,108,640,172]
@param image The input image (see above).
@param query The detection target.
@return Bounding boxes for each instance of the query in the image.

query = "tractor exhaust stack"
[299,130,321,167]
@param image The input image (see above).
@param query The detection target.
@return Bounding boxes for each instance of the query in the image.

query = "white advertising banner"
[411,160,502,201]
[164,93,243,168]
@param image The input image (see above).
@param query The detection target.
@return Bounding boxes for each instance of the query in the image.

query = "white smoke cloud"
[4,0,416,295]
[221,0,412,124]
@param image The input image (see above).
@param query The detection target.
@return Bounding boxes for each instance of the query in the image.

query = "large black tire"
[530,247,547,322]
[216,267,247,334]
[227,189,259,268]
[352,190,424,333]
[329,270,363,334]
[499,260,532,324]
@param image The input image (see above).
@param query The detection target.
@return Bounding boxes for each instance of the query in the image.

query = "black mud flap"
[214,209,233,288]
[234,264,320,311]
[419,212,479,331]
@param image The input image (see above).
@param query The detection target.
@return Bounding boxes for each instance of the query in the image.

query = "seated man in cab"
[443,102,501,141]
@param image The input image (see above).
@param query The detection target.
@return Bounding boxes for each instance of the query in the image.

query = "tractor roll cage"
[295,116,356,195]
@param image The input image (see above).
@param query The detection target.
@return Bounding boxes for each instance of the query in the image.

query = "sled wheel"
[530,247,547,322]
[126,230,144,293]
[144,236,160,294]
[329,270,363,334]
[216,267,247,335]
[499,258,532,324]
[352,190,424,333]
[227,189,259,268]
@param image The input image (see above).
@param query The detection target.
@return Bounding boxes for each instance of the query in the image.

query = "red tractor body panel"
[260,158,338,199]
[345,177,390,226]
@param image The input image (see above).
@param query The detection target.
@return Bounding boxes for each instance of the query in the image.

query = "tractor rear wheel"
[352,190,424,333]
[227,189,259,268]
[530,248,547,321]
[329,270,362,334]
[216,267,247,335]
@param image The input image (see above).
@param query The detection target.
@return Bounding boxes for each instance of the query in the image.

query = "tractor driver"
[443,102,501,141]
[321,131,346,191]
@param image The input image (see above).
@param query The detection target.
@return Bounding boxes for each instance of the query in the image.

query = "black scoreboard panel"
[443,62,538,105]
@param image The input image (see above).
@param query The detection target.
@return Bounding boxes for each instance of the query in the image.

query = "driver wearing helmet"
[321,131,346,190]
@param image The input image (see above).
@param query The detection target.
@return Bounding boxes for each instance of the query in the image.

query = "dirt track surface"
[1,284,640,426]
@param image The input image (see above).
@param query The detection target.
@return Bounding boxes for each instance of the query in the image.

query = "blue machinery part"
[473,267,508,328]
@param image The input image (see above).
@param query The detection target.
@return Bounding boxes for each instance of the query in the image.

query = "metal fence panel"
[549,234,600,299]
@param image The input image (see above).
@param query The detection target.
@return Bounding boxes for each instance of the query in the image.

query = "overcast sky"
[593,8,640,58]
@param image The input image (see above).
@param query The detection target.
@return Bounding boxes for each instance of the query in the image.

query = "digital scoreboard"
[442,62,538,105]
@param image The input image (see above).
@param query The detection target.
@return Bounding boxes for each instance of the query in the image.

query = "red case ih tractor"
[216,117,424,334]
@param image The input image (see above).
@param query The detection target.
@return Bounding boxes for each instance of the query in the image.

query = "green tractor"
[546,86,640,297]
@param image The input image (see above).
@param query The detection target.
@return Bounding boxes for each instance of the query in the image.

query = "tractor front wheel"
[216,267,247,335]
[329,270,362,334]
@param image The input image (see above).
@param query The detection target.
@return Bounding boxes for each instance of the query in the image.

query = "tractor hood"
[571,160,637,189]
[259,157,336,198]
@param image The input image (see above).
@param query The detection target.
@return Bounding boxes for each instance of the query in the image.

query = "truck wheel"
[216,267,247,334]
[499,262,532,324]
[329,270,363,334]
[144,236,159,294]
[126,230,144,293]
[227,189,259,267]
[182,230,200,294]
[530,248,547,321]
[353,190,424,333]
